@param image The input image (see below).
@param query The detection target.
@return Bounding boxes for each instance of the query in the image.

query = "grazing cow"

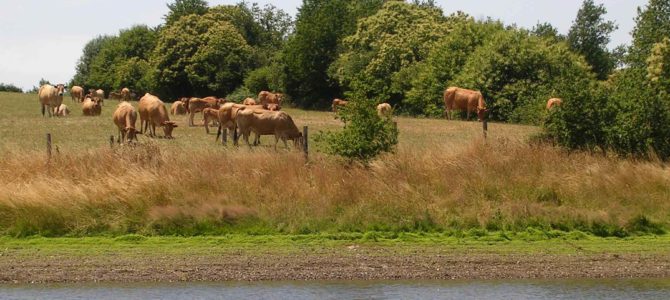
[138,93,178,138]
[376,103,393,119]
[215,103,260,144]
[258,91,283,106]
[70,86,84,102]
[242,98,257,105]
[38,84,65,117]
[546,98,563,110]
[187,97,224,126]
[112,102,139,144]
[110,91,122,101]
[236,108,303,150]
[443,87,488,121]
[121,88,131,101]
[82,97,102,116]
[55,104,70,117]
[95,89,105,106]
[332,98,348,113]
[170,100,187,115]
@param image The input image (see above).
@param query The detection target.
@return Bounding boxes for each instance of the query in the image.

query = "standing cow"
[70,86,84,102]
[121,88,131,101]
[236,108,303,150]
[376,103,392,119]
[138,93,178,138]
[258,91,283,106]
[113,102,139,144]
[38,84,65,117]
[443,87,488,121]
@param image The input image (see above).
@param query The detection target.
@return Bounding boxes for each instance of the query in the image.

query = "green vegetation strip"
[1,232,669,257]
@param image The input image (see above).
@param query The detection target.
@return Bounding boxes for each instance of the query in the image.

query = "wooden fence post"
[303,126,309,161]
[483,119,488,140]
[46,133,52,159]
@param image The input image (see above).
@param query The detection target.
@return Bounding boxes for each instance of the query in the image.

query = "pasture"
[0,91,668,237]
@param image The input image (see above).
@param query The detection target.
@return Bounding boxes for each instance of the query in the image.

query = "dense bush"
[318,96,398,162]
[149,14,253,99]
[330,1,448,106]
[0,83,22,93]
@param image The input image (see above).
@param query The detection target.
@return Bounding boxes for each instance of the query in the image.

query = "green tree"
[405,17,504,116]
[282,0,384,109]
[330,1,449,106]
[453,30,593,123]
[567,0,617,80]
[0,83,22,93]
[150,14,253,99]
[70,35,114,87]
[164,0,209,25]
[629,0,670,67]
[318,96,399,163]
[532,22,565,42]
[647,38,670,90]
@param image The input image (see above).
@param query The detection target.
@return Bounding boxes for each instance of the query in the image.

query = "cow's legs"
[189,112,195,127]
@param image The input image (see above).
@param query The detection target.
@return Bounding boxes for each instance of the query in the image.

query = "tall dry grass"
[0,137,668,237]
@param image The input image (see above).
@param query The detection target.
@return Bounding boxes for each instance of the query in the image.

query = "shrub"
[0,83,22,93]
[317,97,398,162]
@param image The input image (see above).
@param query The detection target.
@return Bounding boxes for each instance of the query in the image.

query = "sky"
[0,0,648,91]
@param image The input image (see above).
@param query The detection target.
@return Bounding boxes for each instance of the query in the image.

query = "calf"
[82,97,102,116]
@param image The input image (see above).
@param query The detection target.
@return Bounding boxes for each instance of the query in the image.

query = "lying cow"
[138,93,178,138]
[236,108,303,150]
[443,87,487,121]
[82,97,102,116]
[55,104,70,117]
[242,98,257,105]
[38,84,65,117]
[112,101,139,144]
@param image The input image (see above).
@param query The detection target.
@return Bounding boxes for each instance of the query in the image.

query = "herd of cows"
[34,84,563,149]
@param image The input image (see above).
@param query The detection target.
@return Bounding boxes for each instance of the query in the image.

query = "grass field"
[0,91,668,238]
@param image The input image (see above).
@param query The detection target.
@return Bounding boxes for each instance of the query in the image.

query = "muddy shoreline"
[1,248,668,284]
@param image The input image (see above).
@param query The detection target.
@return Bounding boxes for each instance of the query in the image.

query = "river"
[1,279,669,299]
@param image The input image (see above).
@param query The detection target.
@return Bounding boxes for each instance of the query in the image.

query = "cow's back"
[38,85,56,105]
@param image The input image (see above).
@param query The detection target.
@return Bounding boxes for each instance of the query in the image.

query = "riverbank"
[1,234,668,283]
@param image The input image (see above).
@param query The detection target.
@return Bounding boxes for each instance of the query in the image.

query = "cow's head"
[56,84,65,96]
[162,121,178,138]
[477,108,489,122]
[125,127,137,142]
[264,103,281,111]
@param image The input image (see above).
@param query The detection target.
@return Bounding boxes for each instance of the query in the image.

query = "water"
[1,279,669,299]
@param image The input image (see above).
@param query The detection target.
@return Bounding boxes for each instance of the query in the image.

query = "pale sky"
[0,0,648,91]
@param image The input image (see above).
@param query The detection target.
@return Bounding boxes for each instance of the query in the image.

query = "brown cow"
[121,88,131,101]
[376,103,392,119]
[187,97,224,126]
[170,100,187,115]
[138,93,178,138]
[203,107,220,134]
[236,108,303,150]
[242,98,257,105]
[82,97,102,116]
[55,104,70,117]
[258,91,283,106]
[38,84,65,117]
[332,98,348,113]
[112,101,139,144]
[547,98,563,110]
[70,86,84,102]
[443,87,487,121]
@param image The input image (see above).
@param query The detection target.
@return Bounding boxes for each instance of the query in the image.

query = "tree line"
[68,0,670,160]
